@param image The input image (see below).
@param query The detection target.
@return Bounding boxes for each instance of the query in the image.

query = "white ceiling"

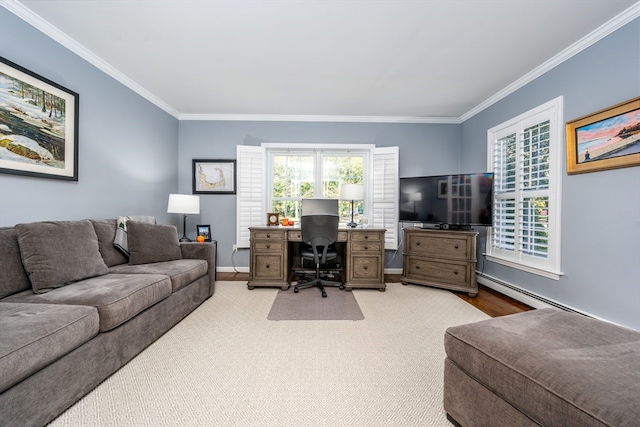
[4,0,640,122]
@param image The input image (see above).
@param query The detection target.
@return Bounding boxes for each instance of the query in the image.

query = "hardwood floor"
[216,272,532,318]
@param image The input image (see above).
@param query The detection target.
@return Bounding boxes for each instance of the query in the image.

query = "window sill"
[485,255,563,280]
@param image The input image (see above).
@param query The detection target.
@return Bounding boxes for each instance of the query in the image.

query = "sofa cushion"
[444,308,640,427]
[127,222,182,265]
[90,219,128,267]
[0,302,99,393]
[15,220,109,294]
[3,274,172,332]
[0,228,31,299]
[110,259,208,292]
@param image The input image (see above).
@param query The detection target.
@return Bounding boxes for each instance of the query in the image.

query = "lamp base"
[346,221,358,228]
[179,236,192,242]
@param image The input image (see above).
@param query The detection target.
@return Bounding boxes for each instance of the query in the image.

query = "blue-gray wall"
[460,18,640,329]
[0,9,179,226]
[178,120,461,268]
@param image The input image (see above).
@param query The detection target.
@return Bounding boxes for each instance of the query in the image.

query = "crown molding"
[179,113,461,124]
[0,0,181,119]
[460,1,640,122]
[3,0,638,124]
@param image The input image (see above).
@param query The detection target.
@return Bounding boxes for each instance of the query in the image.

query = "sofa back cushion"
[15,220,109,294]
[89,219,128,267]
[127,221,182,265]
[0,227,31,299]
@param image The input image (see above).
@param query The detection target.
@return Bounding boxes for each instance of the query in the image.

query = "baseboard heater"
[476,272,588,317]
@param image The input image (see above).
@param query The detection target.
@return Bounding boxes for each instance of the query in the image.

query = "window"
[486,97,563,279]
[269,149,366,224]
[236,144,398,250]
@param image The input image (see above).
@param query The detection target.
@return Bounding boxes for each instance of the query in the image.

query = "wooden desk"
[247,226,386,292]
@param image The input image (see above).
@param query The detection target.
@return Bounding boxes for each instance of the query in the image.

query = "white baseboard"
[476,273,614,323]
[384,268,403,275]
[217,266,250,273]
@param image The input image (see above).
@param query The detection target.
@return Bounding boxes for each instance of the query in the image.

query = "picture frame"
[196,224,212,242]
[566,96,640,175]
[437,179,447,199]
[192,159,236,194]
[0,56,79,181]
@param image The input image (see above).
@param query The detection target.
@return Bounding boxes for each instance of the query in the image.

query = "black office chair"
[294,214,345,297]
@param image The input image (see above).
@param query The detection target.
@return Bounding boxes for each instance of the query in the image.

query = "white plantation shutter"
[487,97,563,279]
[372,146,399,250]
[236,145,264,248]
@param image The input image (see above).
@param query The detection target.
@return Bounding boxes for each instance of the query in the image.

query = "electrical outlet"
[232,244,238,252]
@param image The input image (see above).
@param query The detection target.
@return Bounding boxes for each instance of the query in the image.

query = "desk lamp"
[167,194,200,242]
[340,184,364,228]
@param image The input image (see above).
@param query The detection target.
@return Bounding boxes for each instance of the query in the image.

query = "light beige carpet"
[48,282,489,427]
[268,285,364,321]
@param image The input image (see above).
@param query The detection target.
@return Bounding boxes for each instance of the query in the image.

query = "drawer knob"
[267,234,270,238]
[454,271,458,275]
[364,266,368,270]
[454,244,459,249]
[416,241,420,246]
[365,236,369,240]
[415,266,420,270]
[266,244,270,249]
[364,246,368,250]
[266,264,270,269]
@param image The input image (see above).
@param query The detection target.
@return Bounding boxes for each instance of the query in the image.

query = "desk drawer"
[251,254,283,280]
[349,255,382,281]
[287,230,302,241]
[350,231,382,242]
[251,230,285,240]
[351,241,382,252]
[253,241,283,252]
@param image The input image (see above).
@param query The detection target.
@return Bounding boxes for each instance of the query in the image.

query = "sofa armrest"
[180,242,216,297]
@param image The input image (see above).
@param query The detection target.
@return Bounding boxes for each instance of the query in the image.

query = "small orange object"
[288,220,295,226]
[281,218,289,226]
[196,235,205,242]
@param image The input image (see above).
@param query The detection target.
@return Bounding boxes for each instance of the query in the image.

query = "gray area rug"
[267,284,364,320]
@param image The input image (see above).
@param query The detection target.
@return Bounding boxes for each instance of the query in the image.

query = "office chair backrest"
[301,198,339,216]
[300,214,339,264]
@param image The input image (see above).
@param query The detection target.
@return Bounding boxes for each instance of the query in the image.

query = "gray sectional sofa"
[444,308,640,427]
[0,219,216,427]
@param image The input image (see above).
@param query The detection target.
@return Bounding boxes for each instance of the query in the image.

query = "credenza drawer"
[404,257,471,287]
[406,234,471,260]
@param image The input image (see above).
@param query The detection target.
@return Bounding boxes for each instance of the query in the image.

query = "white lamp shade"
[407,192,422,202]
[340,184,364,201]
[167,194,200,214]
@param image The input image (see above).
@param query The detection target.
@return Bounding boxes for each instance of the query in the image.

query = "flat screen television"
[399,172,494,228]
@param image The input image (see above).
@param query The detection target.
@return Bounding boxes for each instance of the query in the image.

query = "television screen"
[399,173,494,226]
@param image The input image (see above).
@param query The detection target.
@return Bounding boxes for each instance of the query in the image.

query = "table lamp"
[167,194,200,242]
[340,184,364,228]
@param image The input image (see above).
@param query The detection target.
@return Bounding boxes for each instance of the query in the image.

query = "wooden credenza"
[248,226,386,291]
[400,228,478,297]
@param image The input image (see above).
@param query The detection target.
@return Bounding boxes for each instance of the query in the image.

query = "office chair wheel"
[322,290,327,297]
[294,287,299,293]
[339,284,345,290]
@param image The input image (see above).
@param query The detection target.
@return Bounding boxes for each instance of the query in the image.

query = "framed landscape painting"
[566,96,640,174]
[0,57,79,181]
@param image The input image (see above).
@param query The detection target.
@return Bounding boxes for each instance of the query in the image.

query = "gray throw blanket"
[114,215,156,257]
